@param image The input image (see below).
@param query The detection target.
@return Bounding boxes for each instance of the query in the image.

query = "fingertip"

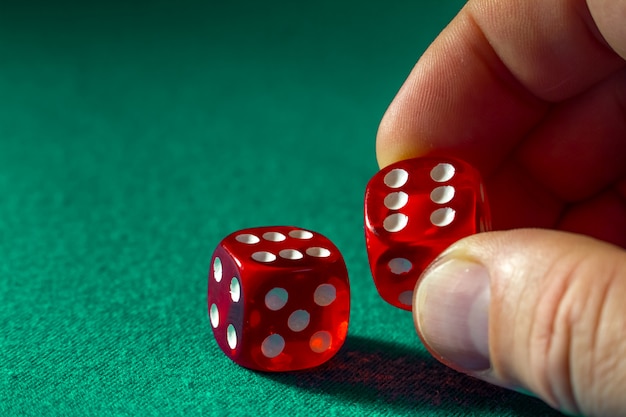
[587,0,626,60]
[412,256,492,374]
[376,105,422,169]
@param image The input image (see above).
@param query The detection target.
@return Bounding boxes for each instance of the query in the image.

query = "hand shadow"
[263,335,561,416]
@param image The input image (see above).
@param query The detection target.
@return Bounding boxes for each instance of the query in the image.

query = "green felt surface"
[1,1,562,415]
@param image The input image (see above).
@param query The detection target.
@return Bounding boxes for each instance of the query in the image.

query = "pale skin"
[376,0,626,415]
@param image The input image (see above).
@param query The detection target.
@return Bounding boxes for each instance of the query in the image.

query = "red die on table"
[208,226,350,371]
[364,157,491,310]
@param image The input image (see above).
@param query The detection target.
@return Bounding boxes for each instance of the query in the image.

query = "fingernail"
[414,258,491,373]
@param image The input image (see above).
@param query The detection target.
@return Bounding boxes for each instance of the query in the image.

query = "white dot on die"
[430,207,456,227]
[209,304,219,328]
[288,310,310,332]
[235,233,260,244]
[252,251,276,263]
[384,168,409,188]
[306,247,331,258]
[261,334,285,358]
[289,230,313,239]
[314,284,337,306]
[279,249,303,260]
[398,291,413,306]
[265,287,288,311]
[310,331,332,353]
[430,163,455,182]
[388,258,413,274]
[263,231,286,242]
[226,324,237,349]
[384,192,409,210]
[230,277,241,302]
[430,186,455,204]
[383,213,408,232]
[213,257,222,282]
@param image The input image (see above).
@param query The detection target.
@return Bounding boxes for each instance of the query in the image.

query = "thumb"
[413,229,626,416]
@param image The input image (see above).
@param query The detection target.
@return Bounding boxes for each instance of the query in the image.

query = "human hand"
[376,0,626,415]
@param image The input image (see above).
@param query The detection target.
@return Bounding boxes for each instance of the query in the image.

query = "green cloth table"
[1,1,561,415]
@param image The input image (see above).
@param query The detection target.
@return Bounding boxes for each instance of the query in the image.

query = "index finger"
[376,0,624,172]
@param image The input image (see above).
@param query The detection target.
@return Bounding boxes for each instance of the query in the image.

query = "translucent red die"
[208,226,350,371]
[364,157,491,310]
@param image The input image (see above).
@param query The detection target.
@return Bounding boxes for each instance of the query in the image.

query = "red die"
[364,157,491,310]
[208,226,350,371]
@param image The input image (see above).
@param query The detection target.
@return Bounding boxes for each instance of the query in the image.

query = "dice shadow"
[263,335,561,416]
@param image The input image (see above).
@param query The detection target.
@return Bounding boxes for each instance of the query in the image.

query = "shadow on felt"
[262,335,561,416]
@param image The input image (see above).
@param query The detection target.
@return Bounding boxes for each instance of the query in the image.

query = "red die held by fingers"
[364,157,491,310]
[208,226,350,371]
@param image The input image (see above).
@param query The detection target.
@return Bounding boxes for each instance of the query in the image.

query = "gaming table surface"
[1,1,562,415]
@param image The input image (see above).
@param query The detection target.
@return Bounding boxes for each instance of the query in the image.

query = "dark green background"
[1,1,561,415]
